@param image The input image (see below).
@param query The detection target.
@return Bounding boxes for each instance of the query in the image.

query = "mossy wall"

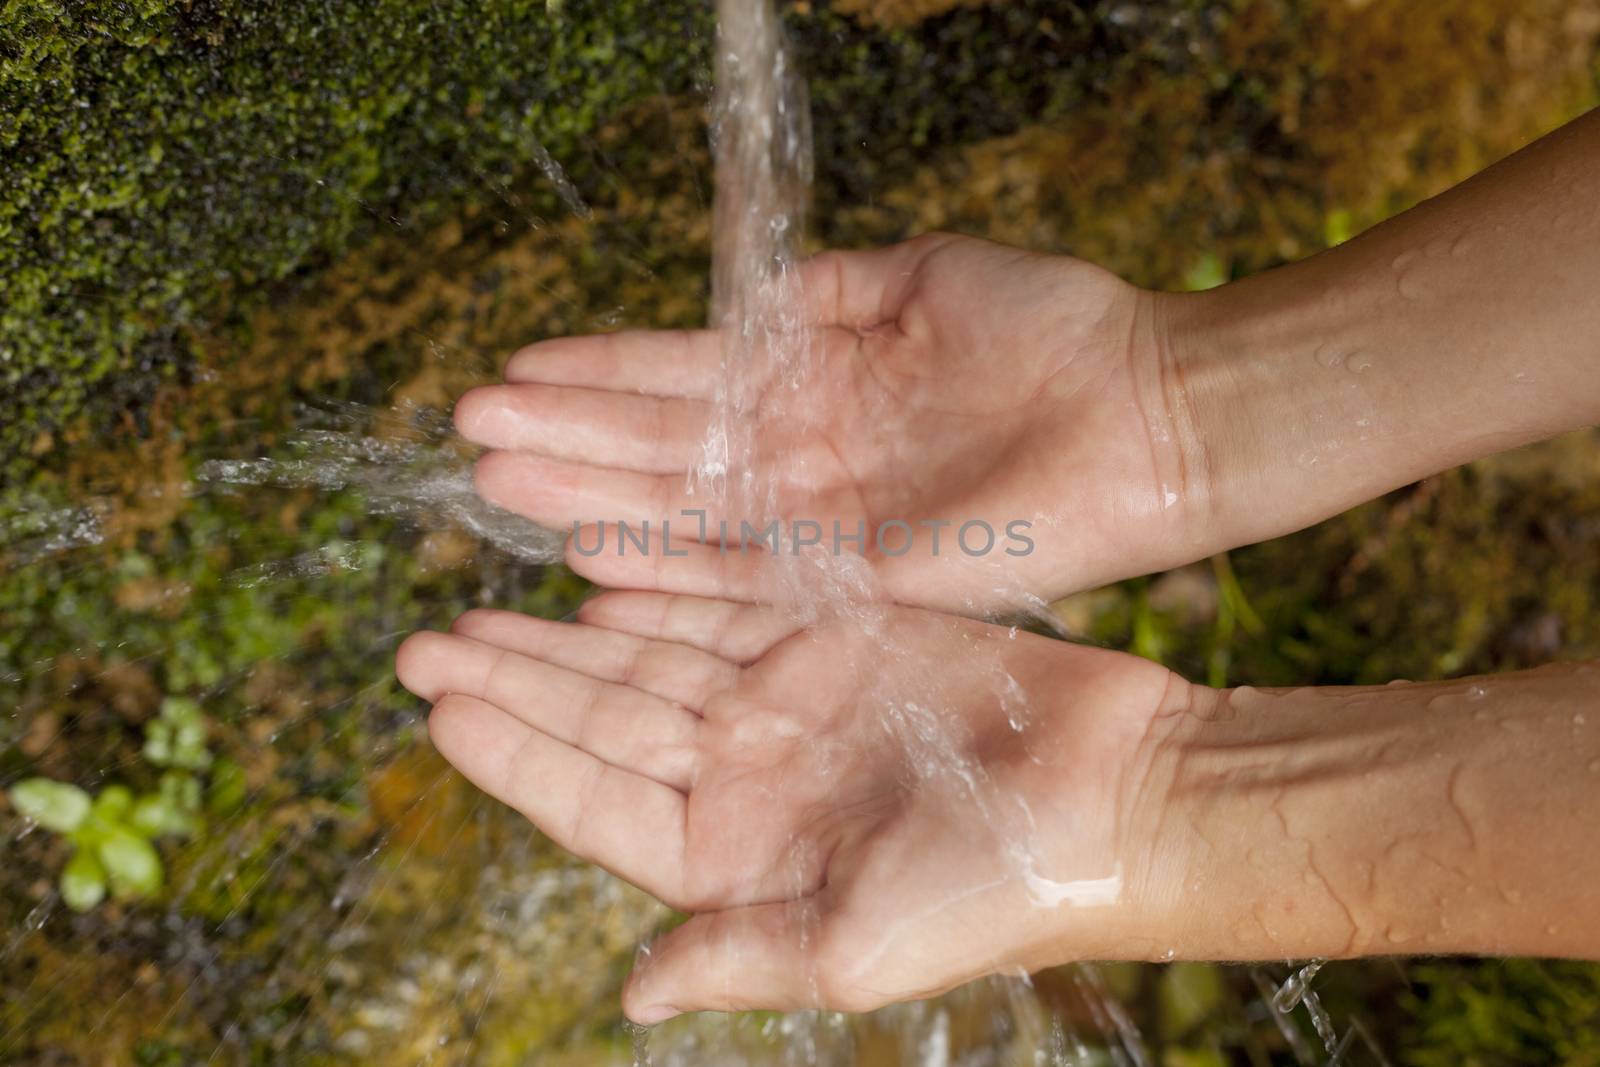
[0,0,711,479]
[8,0,1598,485]
[1,0,1169,483]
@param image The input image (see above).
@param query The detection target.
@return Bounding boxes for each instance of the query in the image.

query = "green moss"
[3,0,1240,484]
[1403,960,1600,1066]
[1,0,714,478]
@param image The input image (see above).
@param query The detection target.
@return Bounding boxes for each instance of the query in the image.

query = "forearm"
[1141,664,1600,961]
[1157,106,1600,553]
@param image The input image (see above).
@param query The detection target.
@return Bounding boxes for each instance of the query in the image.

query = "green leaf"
[131,772,201,837]
[60,848,108,912]
[96,827,164,898]
[92,783,135,821]
[9,778,92,834]
[142,722,173,766]
[1182,253,1229,292]
[159,696,203,725]
[1324,207,1354,247]
[146,697,211,769]
[131,794,193,838]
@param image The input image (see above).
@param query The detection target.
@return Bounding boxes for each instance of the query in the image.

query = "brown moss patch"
[827,0,995,28]
[836,0,1600,288]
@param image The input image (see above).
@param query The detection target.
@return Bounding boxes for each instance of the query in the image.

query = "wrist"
[1147,667,1600,961]
[1143,269,1430,561]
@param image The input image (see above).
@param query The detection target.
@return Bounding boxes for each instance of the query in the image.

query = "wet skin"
[397,597,1600,1021]
[399,108,1600,1019]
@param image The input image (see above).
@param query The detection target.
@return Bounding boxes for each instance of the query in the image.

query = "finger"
[504,329,723,400]
[577,591,797,665]
[453,383,708,474]
[472,450,718,532]
[797,235,956,329]
[448,608,739,710]
[623,901,851,1023]
[565,523,771,604]
[396,630,698,790]
[428,694,688,907]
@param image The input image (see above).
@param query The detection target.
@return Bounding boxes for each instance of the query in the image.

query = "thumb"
[623,901,835,1024]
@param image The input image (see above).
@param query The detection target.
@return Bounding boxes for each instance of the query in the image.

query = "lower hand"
[396,592,1195,1020]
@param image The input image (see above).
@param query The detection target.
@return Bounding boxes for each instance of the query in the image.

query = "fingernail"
[632,1003,679,1026]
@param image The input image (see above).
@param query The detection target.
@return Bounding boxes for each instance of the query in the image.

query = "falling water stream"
[0,3,1397,1063]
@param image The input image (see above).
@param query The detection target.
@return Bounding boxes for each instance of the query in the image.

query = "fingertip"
[503,342,546,382]
[621,947,680,1025]
[627,1002,681,1027]
[423,693,467,753]
[424,694,504,770]
[394,630,449,697]
[471,449,516,507]
[447,607,501,638]
[452,385,502,442]
[574,589,617,626]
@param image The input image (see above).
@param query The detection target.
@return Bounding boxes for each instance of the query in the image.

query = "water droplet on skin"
[1466,684,1488,701]
[1574,713,1587,726]
[1158,948,1176,962]
[1313,342,1343,368]
[1345,351,1373,374]
[1384,926,1409,944]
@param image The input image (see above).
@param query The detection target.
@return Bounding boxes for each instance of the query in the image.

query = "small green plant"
[10,778,186,910]
[142,697,212,770]
[8,696,213,911]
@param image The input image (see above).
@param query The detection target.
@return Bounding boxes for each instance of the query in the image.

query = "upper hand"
[453,233,1208,613]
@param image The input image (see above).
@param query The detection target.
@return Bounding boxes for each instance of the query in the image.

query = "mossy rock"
[1,0,1167,484]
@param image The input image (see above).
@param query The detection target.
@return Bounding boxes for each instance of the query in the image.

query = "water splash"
[197,402,563,564]
[694,0,812,513]
[0,498,104,564]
